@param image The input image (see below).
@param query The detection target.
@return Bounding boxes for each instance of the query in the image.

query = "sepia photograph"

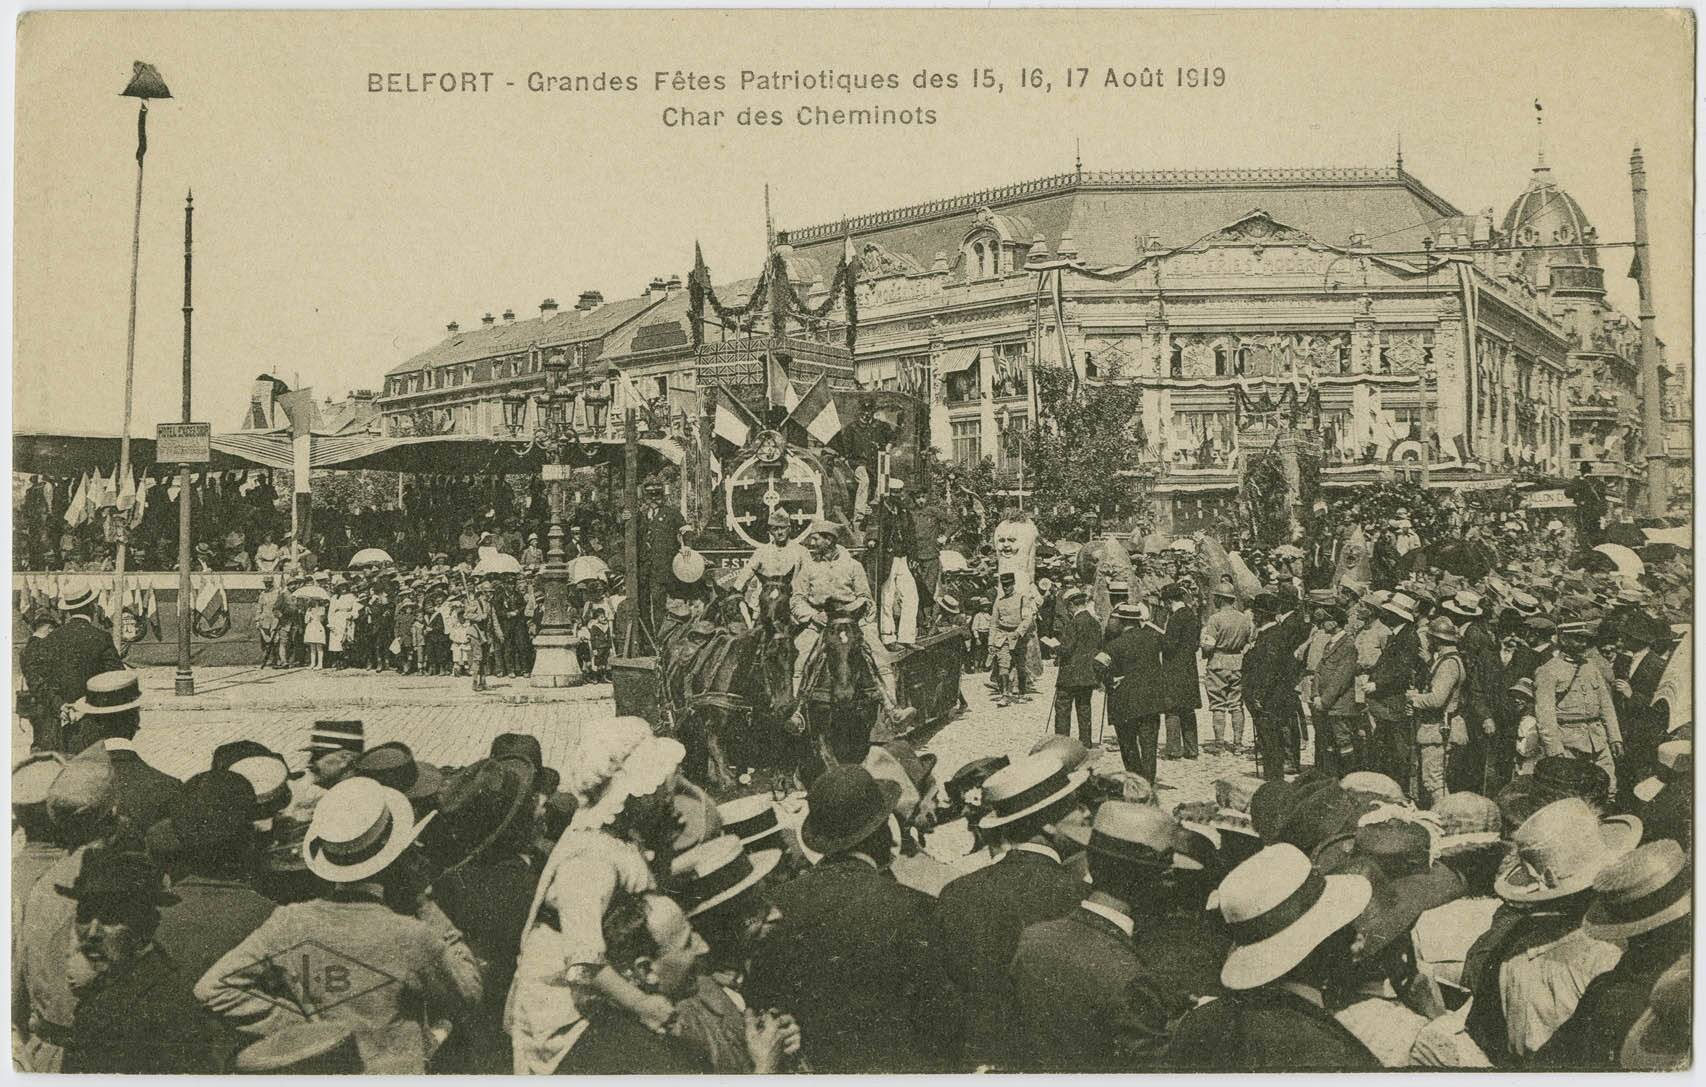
[8,7,1696,1074]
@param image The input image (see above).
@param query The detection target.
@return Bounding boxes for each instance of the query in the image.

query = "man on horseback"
[789,520,916,733]
[735,509,810,623]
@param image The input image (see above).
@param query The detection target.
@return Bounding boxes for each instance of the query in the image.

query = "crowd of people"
[9,658,1690,1073]
[9,471,1693,1073]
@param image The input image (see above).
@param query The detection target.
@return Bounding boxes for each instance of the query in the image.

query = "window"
[992,342,1029,398]
[463,364,476,385]
[1170,343,1184,378]
[951,418,982,467]
[897,354,931,399]
[1388,406,1437,439]
[945,362,980,405]
[436,368,447,389]
[1171,411,1235,466]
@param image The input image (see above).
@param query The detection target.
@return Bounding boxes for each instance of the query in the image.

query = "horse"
[658,577,799,792]
[791,602,885,776]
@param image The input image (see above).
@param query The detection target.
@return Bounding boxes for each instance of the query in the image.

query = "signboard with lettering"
[542,463,575,480]
[156,422,211,464]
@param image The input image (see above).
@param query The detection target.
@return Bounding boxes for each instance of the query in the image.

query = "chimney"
[576,290,604,312]
[446,321,460,333]
[539,298,559,319]
[647,277,667,294]
[502,308,516,322]
[665,274,683,292]
[481,312,496,326]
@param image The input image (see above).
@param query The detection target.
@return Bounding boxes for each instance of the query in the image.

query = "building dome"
[1500,161,1599,281]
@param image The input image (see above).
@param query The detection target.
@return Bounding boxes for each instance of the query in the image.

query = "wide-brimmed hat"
[669,834,782,918]
[1508,676,1536,702]
[1583,840,1691,942]
[305,720,365,757]
[1217,844,1373,991]
[1349,818,1434,879]
[13,752,66,807]
[57,846,177,906]
[1495,798,1642,903]
[936,594,963,616]
[1276,782,1364,859]
[234,1022,362,1074]
[1083,801,1183,868]
[1426,616,1460,644]
[302,777,435,883]
[1620,957,1691,1071]
[1029,734,1093,775]
[717,794,786,848]
[1432,792,1503,855]
[1633,739,1691,804]
[568,725,687,833]
[1352,867,1462,964]
[1112,602,1148,623]
[978,752,1089,830]
[213,739,303,780]
[1533,755,1610,808]
[1508,590,1542,616]
[353,742,445,803]
[800,766,902,855]
[73,670,142,716]
[1338,771,1407,807]
[420,756,536,873]
[146,770,257,856]
[57,587,99,611]
[1436,590,1484,621]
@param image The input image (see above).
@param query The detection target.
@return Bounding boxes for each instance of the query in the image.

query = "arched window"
[1170,343,1184,378]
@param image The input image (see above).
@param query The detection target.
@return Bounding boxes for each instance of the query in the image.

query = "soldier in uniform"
[33,588,124,754]
[1407,616,1466,808]
[734,509,810,625]
[988,572,1036,707]
[1200,579,1254,754]
[788,520,914,732]
[875,480,919,645]
[1534,616,1624,801]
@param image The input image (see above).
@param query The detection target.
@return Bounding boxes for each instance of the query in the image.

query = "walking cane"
[1095,688,1109,747]
[1039,689,1057,739]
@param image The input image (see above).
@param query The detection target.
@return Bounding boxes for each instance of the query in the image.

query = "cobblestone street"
[18,660,1273,871]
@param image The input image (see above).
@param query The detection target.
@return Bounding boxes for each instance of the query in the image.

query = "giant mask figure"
[993,512,1038,596]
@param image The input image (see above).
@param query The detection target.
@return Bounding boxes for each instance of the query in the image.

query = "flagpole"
[110,99,148,654]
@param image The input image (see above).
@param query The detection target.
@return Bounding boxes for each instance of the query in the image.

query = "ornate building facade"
[373,155,1681,530]
[783,165,1583,532]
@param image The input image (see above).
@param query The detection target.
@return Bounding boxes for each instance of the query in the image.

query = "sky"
[13,8,1694,436]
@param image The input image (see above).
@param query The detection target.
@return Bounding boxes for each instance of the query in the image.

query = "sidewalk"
[134,665,610,711]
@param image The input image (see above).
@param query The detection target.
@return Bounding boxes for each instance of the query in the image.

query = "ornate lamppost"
[503,349,583,687]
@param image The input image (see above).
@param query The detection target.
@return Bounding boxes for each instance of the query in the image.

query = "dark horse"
[658,573,798,791]
[791,602,886,773]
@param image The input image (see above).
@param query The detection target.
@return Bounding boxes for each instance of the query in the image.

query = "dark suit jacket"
[1056,610,1104,689]
[1168,986,1380,1072]
[64,945,231,1073]
[934,849,1086,1068]
[1620,649,1671,766]
[747,855,958,1073]
[1159,607,1203,711]
[563,1004,709,1074]
[1106,625,1167,719]
[1368,623,1424,723]
[642,503,687,586]
[36,617,124,712]
[1314,631,1362,717]
[1008,906,1174,1071]
[104,748,181,836]
[1241,624,1293,716]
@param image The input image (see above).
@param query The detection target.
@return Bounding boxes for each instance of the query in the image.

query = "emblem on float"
[724,429,824,548]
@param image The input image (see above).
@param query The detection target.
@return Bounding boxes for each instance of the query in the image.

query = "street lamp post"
[997,403,1025,511]
[504,352,584,687]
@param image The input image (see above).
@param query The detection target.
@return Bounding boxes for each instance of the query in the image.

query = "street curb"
[140,686,615,713]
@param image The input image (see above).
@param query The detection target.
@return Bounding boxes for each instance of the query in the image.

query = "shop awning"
[14,428,683,477]
[937,346,981,375]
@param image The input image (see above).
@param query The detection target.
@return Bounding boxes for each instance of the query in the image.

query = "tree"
[1025,362,1150,540]
[913,445,1002,554]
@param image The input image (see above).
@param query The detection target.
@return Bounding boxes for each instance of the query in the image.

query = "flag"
[767,353,798,412]
[712,384,756,447]
[136,102,147,164]
[788,376,842,445]
[194,575,230,631]
[1628,251,1643,283]
[65,473,89,527]
[117,466,138,512]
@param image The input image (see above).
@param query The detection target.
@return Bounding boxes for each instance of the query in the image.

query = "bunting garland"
[688,245,859,350]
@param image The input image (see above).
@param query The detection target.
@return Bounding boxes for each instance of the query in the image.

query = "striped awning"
[936,346,981,375]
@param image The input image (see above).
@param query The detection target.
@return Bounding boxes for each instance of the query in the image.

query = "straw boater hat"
[936,593,962,617]
[671,791,726,853]
[227,756,293,825]
[1215,843,1373,991]
[302,776,436,883]
[1439,591,1484,621]
[717,794,786,849]
[1620,958,1691,1071]
[73,671,142,716]
[1582,839,1691,942]
[1633,739,1691,805]
[57,586,99,611]
[977,751,1090,830]
[305,720,365,758]
[1495,797,1642,903]
[1378,591,1419,625]
[1111,601,1149,623]
[1431,792,1504,855]
[234,1022,362,1075]
[669,834,782,918]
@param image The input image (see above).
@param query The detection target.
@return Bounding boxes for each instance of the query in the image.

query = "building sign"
[156,422,211,464]
[1523,488,1576,509]
[695,360,765,388]
[542,463,575,480]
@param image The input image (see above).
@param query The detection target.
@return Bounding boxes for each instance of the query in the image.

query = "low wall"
[15,572,267,667]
